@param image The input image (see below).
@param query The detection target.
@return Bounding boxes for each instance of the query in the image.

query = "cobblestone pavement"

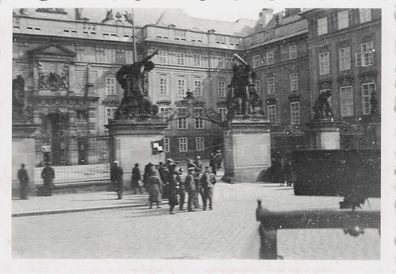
[12,183,380,260]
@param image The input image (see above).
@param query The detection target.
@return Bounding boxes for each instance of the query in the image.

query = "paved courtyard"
[12,183,380,260]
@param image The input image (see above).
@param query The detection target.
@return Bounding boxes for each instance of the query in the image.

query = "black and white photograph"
[2,0,395,273]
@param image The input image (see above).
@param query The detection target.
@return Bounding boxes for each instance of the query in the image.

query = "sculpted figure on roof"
[227,54,262,117]
[115,50,159,119]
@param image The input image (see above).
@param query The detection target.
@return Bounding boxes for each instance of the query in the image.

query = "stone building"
[12,8,381,165]
[242,8,310,154]
[300,8,381,149]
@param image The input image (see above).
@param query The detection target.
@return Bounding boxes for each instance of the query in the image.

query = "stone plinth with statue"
[306,90,341,150]
[221,54,271,183]
[107,50,168,173]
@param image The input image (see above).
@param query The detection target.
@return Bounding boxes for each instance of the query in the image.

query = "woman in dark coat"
[131,163,142,194]
[146,168,162,209]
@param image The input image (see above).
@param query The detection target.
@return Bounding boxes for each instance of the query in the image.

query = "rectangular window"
[319,52,330,75]
[290,73,298,91]
[253,55,260,68]
[177,118,188,129]
[164,138,170,153]
[193,54,201,67]
[356,41,374,67]
[196,137,205,152]
[339,47,351,71]
[105,107,117,124]
[125,50,134,64]
[337,10,349,30]
[218,107,228,121]
[290,102,301,125]
[177,53,185,66]
[289,45,297,60]
[254,80,260,93]
[218,81,226,97]
[317,17,328,35]
[179,137,188,152]
[193,79,202,96]
[158,50,168,64]
[193,108,205,129]
[104,49,116,63]
[359,9,372,24]
[217,57,224,68]
[177,78,186,97]
[362,82,375,115]
[267,105,277,123]
[159,107,172,129]
[339,86,354,117]
[266,51,274,65]
[174,29,187,40]
[267,76,275,95]
[105,77,116,95]
[159,75,169,96]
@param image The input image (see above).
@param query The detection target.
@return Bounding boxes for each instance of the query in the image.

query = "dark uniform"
[175,169,185,210]
[131,164,142,194]
[110,162,124,199]
[185,169,195,212]
[200,168,216,210]
[17,164,29,199]
[41,163,55,196]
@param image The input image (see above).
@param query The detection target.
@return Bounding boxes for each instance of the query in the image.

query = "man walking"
[131,163,142,194]
[41,162,55,196]
[201,166,216,210]
[17,163,29,199]
[110,161,124,199]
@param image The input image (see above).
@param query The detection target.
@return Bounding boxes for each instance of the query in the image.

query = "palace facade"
[12,8,381,164]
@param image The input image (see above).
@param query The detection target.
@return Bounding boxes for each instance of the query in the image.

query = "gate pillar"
[107,117,168,181]
[222,116,271,183]
[306,118,342,150]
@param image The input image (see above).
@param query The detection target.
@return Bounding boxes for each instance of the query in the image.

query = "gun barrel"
[232,53,248,66]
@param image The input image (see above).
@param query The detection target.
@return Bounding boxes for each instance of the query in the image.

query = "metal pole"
[132,8,137,63]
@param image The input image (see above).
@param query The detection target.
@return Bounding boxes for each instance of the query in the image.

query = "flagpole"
[132,8,137,63]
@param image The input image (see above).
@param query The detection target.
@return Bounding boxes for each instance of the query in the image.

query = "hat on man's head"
[113,161,119,165]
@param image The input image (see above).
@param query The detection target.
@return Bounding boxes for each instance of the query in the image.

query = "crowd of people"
[110,156,217,214]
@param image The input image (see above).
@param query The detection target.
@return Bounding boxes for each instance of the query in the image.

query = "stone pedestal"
[222,116,271,183]
[307,118,342,150]
[107,117,168,179]
[363,114,381,149]
[12,124,40,196]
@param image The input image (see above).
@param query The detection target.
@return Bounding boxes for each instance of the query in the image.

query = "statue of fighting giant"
[115,49,159,119]
[227,54,261,117]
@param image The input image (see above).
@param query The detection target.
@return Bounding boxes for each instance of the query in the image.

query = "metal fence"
[34,135,111,184]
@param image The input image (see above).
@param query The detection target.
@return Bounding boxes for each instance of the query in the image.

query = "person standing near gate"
[110,161,124,199]
[41,162,55,196]
[131,163,143,194]
[17,163,29,199]
[176,168,185,210]
[201,166,216,210]
[185,167,196,212]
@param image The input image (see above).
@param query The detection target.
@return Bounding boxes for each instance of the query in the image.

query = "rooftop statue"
[227,54,261,117]
[115,50,159,119]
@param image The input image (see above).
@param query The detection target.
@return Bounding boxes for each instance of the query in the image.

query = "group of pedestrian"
[109,156,217,215]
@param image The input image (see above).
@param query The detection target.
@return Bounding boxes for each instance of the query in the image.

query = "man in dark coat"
[200,166,216,210]
[175,168,185,210]
[41,162,55,196]
[143,162,153,187]
[185,167,196,212]
[131,163,142,194]
[17,163,29,199]
[110,161,124,199]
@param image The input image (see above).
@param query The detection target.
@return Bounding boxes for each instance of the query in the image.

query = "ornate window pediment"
[28,44,76,60]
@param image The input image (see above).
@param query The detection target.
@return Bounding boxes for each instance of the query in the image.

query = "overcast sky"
[130,0,284,22]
